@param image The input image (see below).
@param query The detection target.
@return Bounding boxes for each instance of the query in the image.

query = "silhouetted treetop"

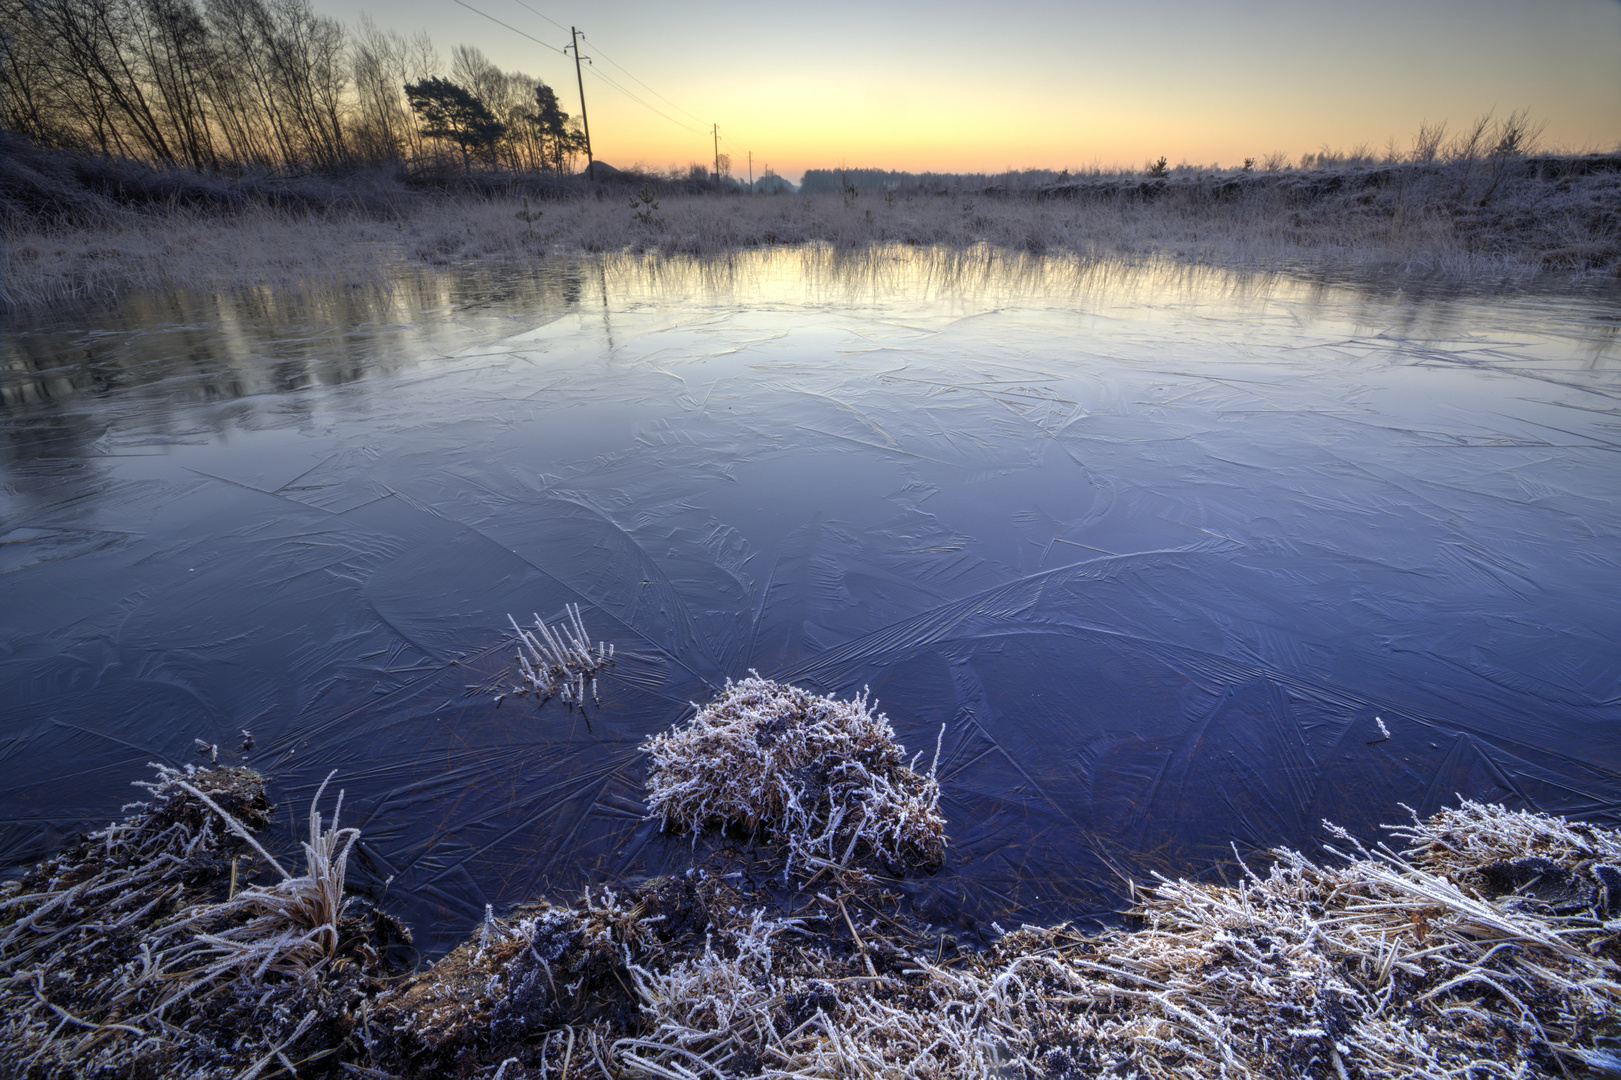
[405,76,504,172]
[0,0,585,175]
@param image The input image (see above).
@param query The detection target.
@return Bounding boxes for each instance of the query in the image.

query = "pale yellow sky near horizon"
[328,0,1620,181]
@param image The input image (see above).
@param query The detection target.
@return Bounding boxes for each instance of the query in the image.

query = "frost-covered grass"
[0,765,394,1079]
[371,796,1621,1079]
[5,698,1620,1078]
[506,604,614,709]
[4,154,1617,310]
[644,676,946,872]
[165,770,359,985]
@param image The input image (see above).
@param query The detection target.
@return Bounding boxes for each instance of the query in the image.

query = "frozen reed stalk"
[507,604,614,706]
[169,769,360,984]
[643,675,947,871]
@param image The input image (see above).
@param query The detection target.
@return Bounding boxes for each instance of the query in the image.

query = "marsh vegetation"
[4,682,1619,1078]
[5,144,1620,1077]
[4,117,1619,311]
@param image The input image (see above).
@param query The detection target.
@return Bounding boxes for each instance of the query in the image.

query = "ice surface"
[3,251,1619,953]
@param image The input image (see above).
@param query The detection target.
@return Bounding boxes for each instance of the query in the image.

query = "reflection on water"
[4,249,1620,954]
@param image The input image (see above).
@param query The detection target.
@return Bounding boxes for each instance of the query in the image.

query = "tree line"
[0,0,587,174]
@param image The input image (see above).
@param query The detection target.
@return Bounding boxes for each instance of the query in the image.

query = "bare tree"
[206,0,299,165]
[1411,119,1447,165]
[258,0,348,168]
[2,0,588,179]
[350,15,410,163]
[0,0,57,141]
[136,0,219,168]
[32,0,180,161]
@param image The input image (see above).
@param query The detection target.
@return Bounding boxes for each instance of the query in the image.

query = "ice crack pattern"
[1,250,1618,955]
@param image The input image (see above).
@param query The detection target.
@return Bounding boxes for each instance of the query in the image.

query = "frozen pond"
[4,250,1620,954]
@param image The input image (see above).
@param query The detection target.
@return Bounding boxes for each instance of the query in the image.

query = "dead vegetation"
[0,764,406,1079]
[366,791,1621,1080]
[505,604,615,711]
[643,676,946,873]
[5,146,1618,311]
[4,684,1619,1079]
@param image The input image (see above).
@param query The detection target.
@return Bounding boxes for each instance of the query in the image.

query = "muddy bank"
[4,681,1620,1078]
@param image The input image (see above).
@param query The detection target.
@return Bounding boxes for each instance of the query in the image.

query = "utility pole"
[712,124,720,185]
[748,151,753,191]
[569,27,595,182]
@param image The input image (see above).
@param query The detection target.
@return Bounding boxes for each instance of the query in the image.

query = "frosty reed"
[5,673,1620,1077]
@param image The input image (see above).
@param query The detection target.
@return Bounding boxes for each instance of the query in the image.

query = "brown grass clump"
[380,797,1620,1079]
[0,765,402,1080]
[374,879,717,1078]
[643,676,946,872]
[5,723,1619,1078]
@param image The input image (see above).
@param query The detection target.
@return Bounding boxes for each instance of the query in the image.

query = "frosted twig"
[507,605,614,708]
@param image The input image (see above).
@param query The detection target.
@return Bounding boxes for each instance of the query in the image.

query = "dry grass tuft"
[643,676,947,873]
[5,732,1618,1078]
[0,765,397,1079]
[162,770,361,988]
[374,874,733,1077]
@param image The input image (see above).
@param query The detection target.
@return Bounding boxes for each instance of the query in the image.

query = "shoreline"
[3,674,1619,1078]
[4,764,1617,1079]
[5,152,1618,313]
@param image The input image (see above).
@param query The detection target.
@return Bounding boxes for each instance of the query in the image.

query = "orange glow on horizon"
[322,0,1620,183]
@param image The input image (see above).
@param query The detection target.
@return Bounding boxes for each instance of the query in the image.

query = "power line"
[501,7,706,133]
[449,0,566,53]
[585,65,704,134]
[505,0,568,35]
[582,37,707,126]
[452,2,710,142]
[492,2,708,135]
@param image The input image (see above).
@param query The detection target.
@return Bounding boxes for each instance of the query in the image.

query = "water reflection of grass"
[5,155,1617,311]
[0,244,1424,416]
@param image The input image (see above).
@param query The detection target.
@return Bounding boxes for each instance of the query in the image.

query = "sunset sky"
[324,0,1619,181]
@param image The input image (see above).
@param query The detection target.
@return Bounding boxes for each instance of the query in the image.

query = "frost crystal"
[643,675,946,871]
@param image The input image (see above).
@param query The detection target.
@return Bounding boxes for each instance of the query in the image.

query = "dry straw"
[0,764,382,1079]
[643,675,947,872]
[5,692,1620,1078]
[375,795,1621,1079]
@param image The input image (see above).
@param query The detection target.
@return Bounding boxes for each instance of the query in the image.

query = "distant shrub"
[1147,156,1170,179]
